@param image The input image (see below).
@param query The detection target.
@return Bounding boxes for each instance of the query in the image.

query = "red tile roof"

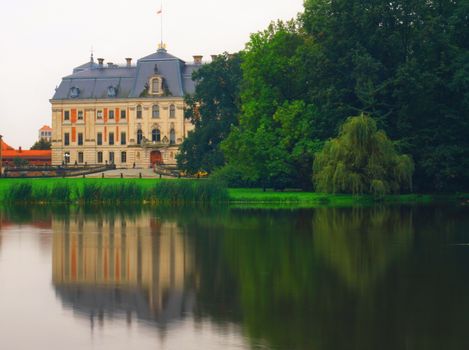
[1,140,14,151]
[2,150,51,159]
[39,125,52,131]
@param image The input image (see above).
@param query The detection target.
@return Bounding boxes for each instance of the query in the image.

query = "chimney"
[211,55,218,61]
[97,58,104,68]
[18,146,22,152]
[107,62,114,68]
[193,55,203,65]
[125,58,132,67]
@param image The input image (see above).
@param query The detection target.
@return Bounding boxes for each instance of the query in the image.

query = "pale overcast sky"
[0,0,304,149]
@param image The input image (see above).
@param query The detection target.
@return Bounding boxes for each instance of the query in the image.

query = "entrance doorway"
[150,150,163,166]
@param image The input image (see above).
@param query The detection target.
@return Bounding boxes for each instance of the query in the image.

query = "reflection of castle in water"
[52,213,194,327]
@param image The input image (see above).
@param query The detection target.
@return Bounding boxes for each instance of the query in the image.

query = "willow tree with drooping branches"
[313,115,414,195]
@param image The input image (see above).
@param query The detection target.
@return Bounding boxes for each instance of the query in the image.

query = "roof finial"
[90,46,94,63]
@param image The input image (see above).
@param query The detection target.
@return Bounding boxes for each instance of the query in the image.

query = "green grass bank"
[228,188,469,207]
[0,178,228,205]
[0,179,466,206]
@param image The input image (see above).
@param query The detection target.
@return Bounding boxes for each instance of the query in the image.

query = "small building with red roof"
[0,138,51,166]
[39,125,52,142]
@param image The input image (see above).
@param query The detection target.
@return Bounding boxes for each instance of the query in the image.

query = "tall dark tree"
[177,53,242,174]
[302,0,469,191]
[222,22,323,190]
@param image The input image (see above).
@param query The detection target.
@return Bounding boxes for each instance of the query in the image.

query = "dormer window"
[150,77,163,95]
[107,86,117,98]
[70,86,80,98]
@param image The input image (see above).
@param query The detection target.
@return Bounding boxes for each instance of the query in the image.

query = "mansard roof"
[52,48,200,101]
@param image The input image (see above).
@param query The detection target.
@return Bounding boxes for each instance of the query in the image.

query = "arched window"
[152,129,161,142]
[170,129,176,145]
[136,105,142,119]
[152,105,159,118]
[137,129,143,145]
[169,104,176,118]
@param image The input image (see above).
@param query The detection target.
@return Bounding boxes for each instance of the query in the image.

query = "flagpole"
[160,0,163,48]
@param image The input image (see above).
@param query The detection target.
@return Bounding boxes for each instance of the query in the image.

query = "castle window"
[169,104,176,118]
[97,152,103,163]
[77,111,84,120]
[97,110,103,119]
[121,151,127,163]
[109,151,115,164]
[137,105,142,119]
[109,110,115,119]
[78,152,84,164]
[64,133,70,146]
[78,133,83,146]
[97,132,103,145]
[137,129,143,145]
[64,111,70,121]
[152,105,160,118]
[170,129,176,145]
[120,110,126,119]
[121,132,126,145]
[109,132,114,145]
[152,129,161,142]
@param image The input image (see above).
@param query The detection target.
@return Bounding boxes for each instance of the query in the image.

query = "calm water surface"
[0,204,468,350]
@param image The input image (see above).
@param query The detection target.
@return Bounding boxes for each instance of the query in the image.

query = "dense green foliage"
[177,53,242,174]
[314,115,414,195]
[302,0,469,192]
[222,21,323,190]
[184,0,468,192]
[30,139,51,150]
[0,179,228,204]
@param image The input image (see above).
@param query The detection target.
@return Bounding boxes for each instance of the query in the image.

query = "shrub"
[211,164,256,188]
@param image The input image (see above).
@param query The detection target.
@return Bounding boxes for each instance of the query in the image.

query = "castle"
[51,46,202,168]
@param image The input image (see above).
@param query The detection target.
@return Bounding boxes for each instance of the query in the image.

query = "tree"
[222,21,324,190]
[313,115,414,195]
[176,53,242,174]
[30,139,51,150]
[302,0,469,192]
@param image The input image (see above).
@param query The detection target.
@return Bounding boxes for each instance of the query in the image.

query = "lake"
[0,203,468,350]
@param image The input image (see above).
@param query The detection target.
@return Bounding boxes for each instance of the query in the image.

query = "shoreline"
[0,178,466,206]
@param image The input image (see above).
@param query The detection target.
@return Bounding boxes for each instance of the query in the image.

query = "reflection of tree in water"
[313,206,413,293]
[189,209,318,349]
[192,206,469,350]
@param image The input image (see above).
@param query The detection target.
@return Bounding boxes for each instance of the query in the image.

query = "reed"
[1,179,228,205]
[81,182,144,204]
[148,180,229,204]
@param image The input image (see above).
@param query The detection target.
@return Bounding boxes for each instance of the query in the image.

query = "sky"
[0,0,305,149]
